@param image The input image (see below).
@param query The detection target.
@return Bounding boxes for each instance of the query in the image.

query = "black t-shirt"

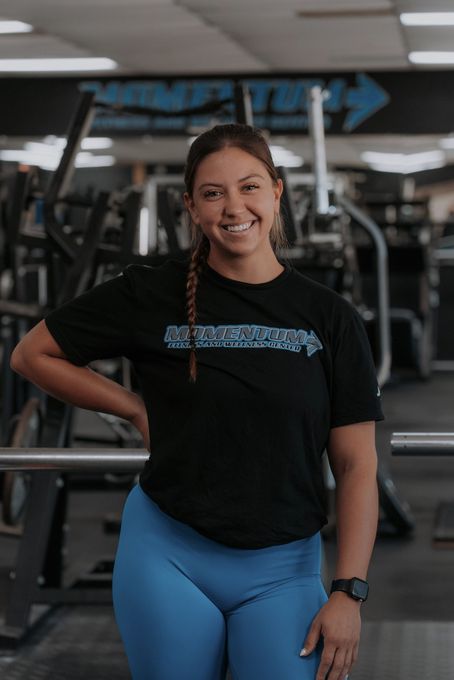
[44,258,384,548]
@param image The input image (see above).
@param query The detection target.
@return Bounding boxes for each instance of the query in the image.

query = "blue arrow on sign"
[344,73,390,132]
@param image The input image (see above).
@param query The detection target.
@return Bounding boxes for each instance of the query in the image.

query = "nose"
[223,190,246,218]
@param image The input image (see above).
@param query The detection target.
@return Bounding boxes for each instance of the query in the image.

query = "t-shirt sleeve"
[44,265,137,366]
[330,303,384,428]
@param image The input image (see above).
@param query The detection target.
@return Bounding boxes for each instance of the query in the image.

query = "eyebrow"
[197,174,265,190]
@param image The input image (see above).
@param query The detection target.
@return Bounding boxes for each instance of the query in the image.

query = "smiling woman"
[18,122,383,680]
[108,124,382,680]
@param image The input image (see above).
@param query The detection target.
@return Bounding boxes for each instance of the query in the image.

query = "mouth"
[221,219,256,233]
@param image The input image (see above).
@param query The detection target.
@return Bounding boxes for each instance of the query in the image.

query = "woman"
[10,124,383,680]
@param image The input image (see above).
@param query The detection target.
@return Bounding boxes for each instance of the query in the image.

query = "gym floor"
[0,370,453,678]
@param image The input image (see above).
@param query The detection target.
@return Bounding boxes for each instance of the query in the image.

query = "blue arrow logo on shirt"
[303,331,323,357]
[343,73,390,132]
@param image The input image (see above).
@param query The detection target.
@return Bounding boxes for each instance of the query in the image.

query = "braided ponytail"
[185,232,209,383]
[183,123,289,383]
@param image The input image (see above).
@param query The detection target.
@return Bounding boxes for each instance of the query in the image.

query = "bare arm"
[327,420,379,583]
[301,421,378,680]
[10,320,145,425]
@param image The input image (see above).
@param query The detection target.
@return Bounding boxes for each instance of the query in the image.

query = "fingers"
[315,642,336,680]
[300,619,322,658]
[330,647,353,680]
[315,644,355,680]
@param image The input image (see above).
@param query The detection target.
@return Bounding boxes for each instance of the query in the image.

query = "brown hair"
[184,123,289,383]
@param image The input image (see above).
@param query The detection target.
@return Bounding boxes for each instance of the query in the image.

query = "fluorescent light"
[409,52,454,64]
[361,150,445,166]
[41,136,113,150]
[0,150,60,170]
[42,136,67,149]
[439,137,454,149]
[362,150,446,174]
[401,13,454,26]
[139,207,150,256]
[0,58,117,72]
[0,149,115,169]
[369,161,445,174]
[270,145,303,168]
[81,137,113,150]
[75,155,115,168]
[24,142,62,157]
[0,20,33,34]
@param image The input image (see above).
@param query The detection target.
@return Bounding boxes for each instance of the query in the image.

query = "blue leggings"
[112,484,328,680]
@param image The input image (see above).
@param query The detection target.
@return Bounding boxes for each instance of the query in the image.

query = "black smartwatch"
[330,577,369,602]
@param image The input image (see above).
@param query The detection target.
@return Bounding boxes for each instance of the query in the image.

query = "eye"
[243,183,259,192]
[203,189,222,199]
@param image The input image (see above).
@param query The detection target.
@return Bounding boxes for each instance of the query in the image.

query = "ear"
[183,192,200,226]
[273,178,284,213]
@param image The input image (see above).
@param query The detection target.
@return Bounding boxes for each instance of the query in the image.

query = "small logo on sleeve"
[164,324,323,357]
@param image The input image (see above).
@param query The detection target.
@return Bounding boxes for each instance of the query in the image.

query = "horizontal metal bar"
[0,448,149,471]
[0,299,45,320]
[391,434,454,456]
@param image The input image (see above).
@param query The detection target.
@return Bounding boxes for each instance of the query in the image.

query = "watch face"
[352,579,369,600]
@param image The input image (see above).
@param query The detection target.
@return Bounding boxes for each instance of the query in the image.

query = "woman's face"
[184,146,283,263]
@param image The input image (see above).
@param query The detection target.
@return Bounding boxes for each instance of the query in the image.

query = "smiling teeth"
[225,221,253,232]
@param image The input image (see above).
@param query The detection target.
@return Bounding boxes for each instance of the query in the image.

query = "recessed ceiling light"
[0,58,118,72]
[0,20,33,33]
[409,52,454,64]
[400,13,454,26]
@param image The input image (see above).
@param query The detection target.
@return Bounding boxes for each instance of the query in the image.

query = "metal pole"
[308,86,330,216]
[234,83,254,126]
[338,195,392,388]
[391,433,454,456]
[0,448,149,471]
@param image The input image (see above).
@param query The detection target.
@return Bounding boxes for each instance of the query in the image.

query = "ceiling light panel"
[0,58,117,72]
[0,20,33,33]
[400,12,454,26]
[409,51,454,64]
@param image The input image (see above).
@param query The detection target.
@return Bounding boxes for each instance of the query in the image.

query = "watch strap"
[330,577,369,601]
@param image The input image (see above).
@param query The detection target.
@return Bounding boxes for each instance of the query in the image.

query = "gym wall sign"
[1,72,454,136]
[78,73,390,135]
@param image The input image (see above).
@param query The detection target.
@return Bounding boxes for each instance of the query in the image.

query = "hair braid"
[183,123,290,383]
[186,234,209,383]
